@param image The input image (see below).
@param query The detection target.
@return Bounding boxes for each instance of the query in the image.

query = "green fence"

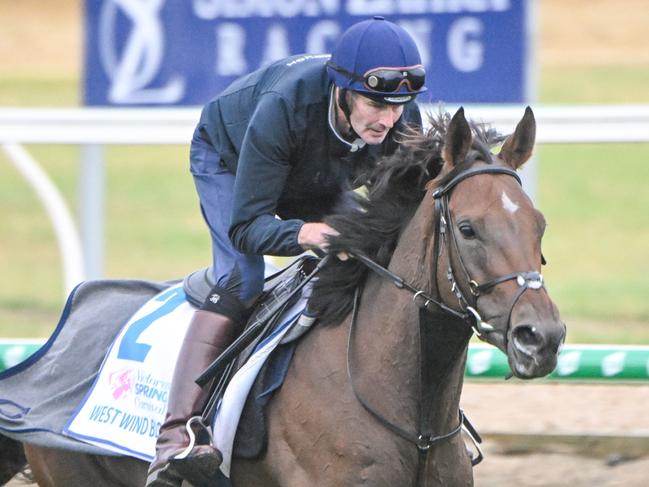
[1,340,648,381]
[466,344,649,381]
[0,339,43,372]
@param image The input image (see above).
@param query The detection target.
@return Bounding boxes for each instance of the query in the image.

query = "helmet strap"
[336,88,360,141]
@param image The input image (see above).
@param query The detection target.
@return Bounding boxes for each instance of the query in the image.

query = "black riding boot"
[145,309,242,487]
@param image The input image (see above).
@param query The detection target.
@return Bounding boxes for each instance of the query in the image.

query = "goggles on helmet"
[327,61,426,93]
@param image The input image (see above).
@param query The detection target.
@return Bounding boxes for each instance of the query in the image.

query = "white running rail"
[2,105,649,145]
[2,104,649,297]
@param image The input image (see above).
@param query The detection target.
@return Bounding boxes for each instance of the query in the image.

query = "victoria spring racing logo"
[98,0,184,104]
[108,368,134,400]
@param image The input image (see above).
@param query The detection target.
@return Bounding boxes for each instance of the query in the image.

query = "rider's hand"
[297,223,339,252]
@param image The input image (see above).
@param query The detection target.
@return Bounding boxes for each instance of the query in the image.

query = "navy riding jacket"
[195,54,422,257]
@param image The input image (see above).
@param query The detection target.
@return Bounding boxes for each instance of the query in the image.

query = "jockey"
[146,16,427,487]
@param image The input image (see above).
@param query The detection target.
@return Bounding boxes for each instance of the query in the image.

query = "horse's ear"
[443,107,472,167]
[499,106,536,169]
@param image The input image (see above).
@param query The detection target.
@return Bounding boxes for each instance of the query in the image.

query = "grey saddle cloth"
[0,278,172,454]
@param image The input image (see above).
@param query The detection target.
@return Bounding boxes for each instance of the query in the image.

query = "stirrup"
[172,416,213,460]
[462,423,484,466]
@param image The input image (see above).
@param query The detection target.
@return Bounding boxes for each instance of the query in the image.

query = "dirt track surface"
[465,382,649,486]
[474,447,649,487]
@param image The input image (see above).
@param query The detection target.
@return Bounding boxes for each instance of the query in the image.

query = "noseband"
[347,165,547,482]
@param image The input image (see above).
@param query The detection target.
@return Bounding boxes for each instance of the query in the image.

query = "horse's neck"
[353,199,469,432]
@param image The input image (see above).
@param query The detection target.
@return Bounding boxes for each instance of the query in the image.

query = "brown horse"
[3,107,565,487]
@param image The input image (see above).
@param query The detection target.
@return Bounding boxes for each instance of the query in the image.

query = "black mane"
[309,111,504,325]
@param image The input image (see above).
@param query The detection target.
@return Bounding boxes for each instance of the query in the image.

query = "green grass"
[538,144,649,326]
[540,65,649,104]
[1,65,649,343]
[0,144,211,338]
[102,145,212,279]
[0,77,80,106]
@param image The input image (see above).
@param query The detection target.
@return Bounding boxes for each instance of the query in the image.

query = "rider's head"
[327,16,426,144]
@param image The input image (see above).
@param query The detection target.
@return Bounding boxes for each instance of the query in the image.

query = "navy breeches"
[189,133,264,304]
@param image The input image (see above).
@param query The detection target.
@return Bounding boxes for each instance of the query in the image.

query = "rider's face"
[347,92,404,145]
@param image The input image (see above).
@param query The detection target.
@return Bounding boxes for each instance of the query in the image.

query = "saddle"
[183,256,320,460]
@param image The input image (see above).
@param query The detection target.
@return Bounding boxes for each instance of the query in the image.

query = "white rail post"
[79,144,105,279]
[2,143,86,296]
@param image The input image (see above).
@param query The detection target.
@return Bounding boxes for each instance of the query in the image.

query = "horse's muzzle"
[507,320,566,378]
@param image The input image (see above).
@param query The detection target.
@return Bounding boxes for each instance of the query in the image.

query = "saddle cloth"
[63,281,195,460]
[62,259,314,476]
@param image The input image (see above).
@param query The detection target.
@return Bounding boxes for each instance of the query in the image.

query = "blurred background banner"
[84,0,531,106]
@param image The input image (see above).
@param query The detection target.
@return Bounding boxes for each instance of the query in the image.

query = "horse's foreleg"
[0,435,27,485]
[23,445,58,487]
[425,436,474,487]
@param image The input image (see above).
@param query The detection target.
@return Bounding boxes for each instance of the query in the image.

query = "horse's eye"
[458,223,475,238]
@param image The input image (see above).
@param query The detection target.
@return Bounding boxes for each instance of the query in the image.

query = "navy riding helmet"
[327,16,427,105]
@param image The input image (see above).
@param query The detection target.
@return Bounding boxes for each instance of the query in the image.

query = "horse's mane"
[309,111,504,325]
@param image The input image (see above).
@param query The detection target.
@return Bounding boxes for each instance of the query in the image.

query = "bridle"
[346,164,547,484]
[352,165,546,336]
[430,165,546,338]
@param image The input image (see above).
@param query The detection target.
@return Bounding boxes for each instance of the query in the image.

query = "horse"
[1,107,565,487]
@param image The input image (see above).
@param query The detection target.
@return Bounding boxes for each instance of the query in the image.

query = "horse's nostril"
[511,324,542,349]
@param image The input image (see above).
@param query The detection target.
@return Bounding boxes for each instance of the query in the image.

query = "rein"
[346,165,547,484]
[346,286,469,486]
[350,252,467,321]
